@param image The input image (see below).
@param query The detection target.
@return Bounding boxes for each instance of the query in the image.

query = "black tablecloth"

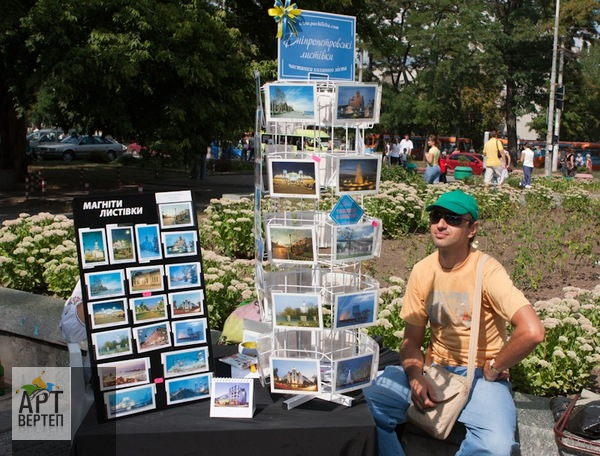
[71,345,377,456]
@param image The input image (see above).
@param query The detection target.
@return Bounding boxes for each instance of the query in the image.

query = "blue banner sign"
[278,10,356,81]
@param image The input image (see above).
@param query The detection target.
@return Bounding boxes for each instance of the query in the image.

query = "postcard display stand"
[256,79,383,409]
[72,191,214,422]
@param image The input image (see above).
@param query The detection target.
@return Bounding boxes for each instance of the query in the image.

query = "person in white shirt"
[519,143,535,188]
[390,138,401,166]
[399,134,414,159]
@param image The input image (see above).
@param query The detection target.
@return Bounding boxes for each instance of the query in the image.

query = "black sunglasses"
[429,210,471,227]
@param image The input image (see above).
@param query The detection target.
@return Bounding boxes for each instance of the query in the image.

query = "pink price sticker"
[154,378,164,384]
[371,220,379,227]
[312,154,321,163]
[142,291,152,297]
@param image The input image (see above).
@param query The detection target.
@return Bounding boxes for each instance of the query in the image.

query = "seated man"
[363,190,545,456]
[59,280,91,380]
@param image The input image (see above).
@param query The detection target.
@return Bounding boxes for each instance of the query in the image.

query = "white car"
[35,135,127,161]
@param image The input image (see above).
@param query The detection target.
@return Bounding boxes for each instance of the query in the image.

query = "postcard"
[166,373,212,405]
[133,321,171,353]
[270,357,321,395]
[333,353,374,394]
[333,222,377,263]
[85,270,125,300]
[97,358,151,391]
[162,230,197,258]
[264,83,317,123]
[130,294,168,324]
[210,377,254,418]
[135,224,162,262]
[333,290,378,329]
[127,265,164,294]
[78,228,108,268]
[159,201,194,229]
[106,225,136,264]
[272,292,322,330]
[92,327,133,361]
[336,155,381,195]
[218,353,257,371]
[168,289,205,319]
[104,383,156,419]
[267,158,320,199]
[171,318,207,346]
[162,346,210,378]
[166,262,201,290]
[267,225,317,265]
[334,83,381,125]
[88,298,129,329]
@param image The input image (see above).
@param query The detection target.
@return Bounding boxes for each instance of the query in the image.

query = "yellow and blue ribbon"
[268,0,303,39]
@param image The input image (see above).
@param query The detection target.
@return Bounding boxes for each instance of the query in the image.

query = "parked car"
[35,135,127,161]
[445,152,485,175]
[26,129,64,156]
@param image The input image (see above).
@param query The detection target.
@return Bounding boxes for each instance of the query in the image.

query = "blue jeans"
[523,166,533,186]
[363,365,518,456]
[423,165,441,184]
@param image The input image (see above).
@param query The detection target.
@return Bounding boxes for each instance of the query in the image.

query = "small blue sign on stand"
[330,195,364,225]
[278,10,356,81]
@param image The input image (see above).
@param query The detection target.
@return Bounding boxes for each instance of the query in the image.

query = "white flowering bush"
[363,182,427,238]
[510,286,600,396]
[199,197,255,259]
[0,212,77,296]
[201,249,257,329]
[368,276,409,351]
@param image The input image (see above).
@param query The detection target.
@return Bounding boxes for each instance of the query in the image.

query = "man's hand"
[408,373,438,411]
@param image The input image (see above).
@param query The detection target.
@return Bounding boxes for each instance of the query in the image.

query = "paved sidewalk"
[0,171,257,223]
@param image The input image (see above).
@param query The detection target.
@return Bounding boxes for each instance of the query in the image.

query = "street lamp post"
[544,0,561,177]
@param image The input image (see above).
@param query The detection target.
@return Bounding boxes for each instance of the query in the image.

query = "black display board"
[72,191,214,423]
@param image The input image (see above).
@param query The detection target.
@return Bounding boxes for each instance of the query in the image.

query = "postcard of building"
[168,289,205,319]
[162,230,197,258]
[272,292,323,330]
[135,223,163,262]
[106,225,136,264]
[104,383,157,419]
[133,321,172,353]
[158,201,194,229]
[210,377,254,418]
[85,270,125,300]
[92,327,134,361]
[166,373,212,405]
[333,289,378,329]
[270,357,321,395]
[127,265,165,294]
[333,353,374,394]
[78,227,109,268]
[130,294,168,324]
[162,346,210,378]
[166,262,201,290]
[89,298,129,329]
[171,318,207,347]
[97,357,151,391]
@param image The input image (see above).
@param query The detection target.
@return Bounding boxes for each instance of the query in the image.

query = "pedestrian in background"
[483,130,504,188]
[519,143,534,189]
[423,135,441,184]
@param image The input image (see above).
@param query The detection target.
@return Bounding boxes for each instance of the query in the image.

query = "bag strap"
[466,253,490,386]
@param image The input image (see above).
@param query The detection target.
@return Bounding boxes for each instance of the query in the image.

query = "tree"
[1,0,256,184]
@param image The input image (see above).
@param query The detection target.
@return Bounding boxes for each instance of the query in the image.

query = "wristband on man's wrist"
[489,358,502,376]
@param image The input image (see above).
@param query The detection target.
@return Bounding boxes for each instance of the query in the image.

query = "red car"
[445,152,485,175]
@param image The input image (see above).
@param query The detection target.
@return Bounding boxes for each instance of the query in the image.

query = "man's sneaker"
[525,185,532,189]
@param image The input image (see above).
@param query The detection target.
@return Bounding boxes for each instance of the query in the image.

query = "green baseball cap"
[425,190,479,221]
